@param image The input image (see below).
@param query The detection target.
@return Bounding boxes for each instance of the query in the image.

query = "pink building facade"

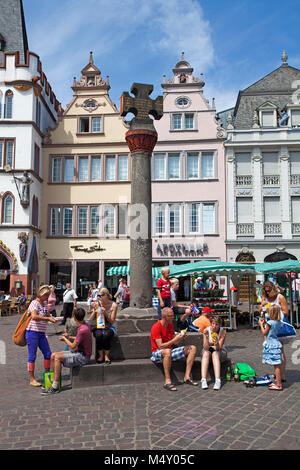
[152,55,227,270]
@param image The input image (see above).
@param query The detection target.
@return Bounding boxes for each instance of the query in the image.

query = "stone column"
[121,83,163,311]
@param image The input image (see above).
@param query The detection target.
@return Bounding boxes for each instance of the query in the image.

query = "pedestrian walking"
[61,283,78,326]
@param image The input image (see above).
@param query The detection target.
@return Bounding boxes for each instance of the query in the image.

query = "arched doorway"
[0,252,10,293]
[235,251,256,302]
[264,251,298,296]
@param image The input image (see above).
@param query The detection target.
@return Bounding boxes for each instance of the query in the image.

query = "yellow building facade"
[39,53,130,300]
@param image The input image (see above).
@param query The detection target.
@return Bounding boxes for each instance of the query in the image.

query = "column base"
[120,306,158,319]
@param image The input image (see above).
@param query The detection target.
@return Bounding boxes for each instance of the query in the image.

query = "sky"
[23,0,300,112]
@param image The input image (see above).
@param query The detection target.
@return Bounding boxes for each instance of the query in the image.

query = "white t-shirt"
[63,288,78,303]
[171,289,176,302]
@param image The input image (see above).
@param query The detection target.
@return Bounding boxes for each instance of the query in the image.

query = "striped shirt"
[26,300,49,333]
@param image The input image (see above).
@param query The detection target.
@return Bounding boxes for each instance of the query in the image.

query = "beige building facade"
[40,53,130,300]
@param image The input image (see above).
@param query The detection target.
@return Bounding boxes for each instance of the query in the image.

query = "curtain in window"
[5,141,13,167]
[106,156,116,181]
[118,156,128,180]
[201,154,214,178]
[202,204,215,233]
[168,155,180,179]
[64,158,74,182]
[154,154,166,180]
[91,157,101,181]
[78,157,89,181]
[104,205,115,234]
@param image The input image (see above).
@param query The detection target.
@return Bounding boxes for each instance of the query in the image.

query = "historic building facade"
[0,0,59,295]
[224,53,300,269]
[39,54,130,299]
[152,54,227,273]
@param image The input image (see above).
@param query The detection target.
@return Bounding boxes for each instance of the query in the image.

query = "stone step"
[71,357,231,389]
[97,332,203,361]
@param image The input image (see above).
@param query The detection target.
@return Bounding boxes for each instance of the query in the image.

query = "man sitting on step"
[150,307,198,391]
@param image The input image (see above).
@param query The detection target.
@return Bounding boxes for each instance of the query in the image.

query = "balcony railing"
[263,175,280,186]
[236,175,252,186]
[292,223,300,235]
[291,174,300,186]
[264,223,281,235]
[236,223,254,236]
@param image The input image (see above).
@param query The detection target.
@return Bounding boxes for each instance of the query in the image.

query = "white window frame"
[170,112,196,131]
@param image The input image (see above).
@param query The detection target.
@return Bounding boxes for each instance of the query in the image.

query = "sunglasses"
[98,294,106,298]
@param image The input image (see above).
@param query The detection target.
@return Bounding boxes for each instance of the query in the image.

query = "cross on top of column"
[120,82,163,122]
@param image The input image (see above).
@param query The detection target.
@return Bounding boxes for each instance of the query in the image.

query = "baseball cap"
[202,306,215,313]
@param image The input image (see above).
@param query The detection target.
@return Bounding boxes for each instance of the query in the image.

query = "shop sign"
[155,242,208,257]
[70,243,105,254]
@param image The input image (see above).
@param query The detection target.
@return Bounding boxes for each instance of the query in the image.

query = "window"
[172,112,195,130]
[263,153,279,175]
[64,158,74,182]
[168,154,180,179]
[2,194,13,224]
[292,197,300,223]
[84,100,97,110]
[36,98,41,128]
[201,153,214,178]
[187,154,199,179]
[169,204,180,234]
[78,207,88,235]
[79,115,102,133]
[0,140,3,167]
[34,144,40,175]
[104,205,115,235]
[106,156,116,181]
[52,157,62,182]
[118,156,128,181]
[0,91,2,119]
[91,156,101,181]
[63,207,73,236]
[237,198,252,223]
[154,154,166,180]
[235,153,251,176]
[4,90,13,119]
[291,110,300,127]
[0,139,14,169]
[92,117,101,133]
[118,204,128,235]
[261,111,275,127]
[78,157,89,182]
[189,203,199,233]
[290,152,300,174]
[176,96,190,108]
[264,197,280,223]
[50,207,61,236]
[155,205,166,234]
[90,206,100,235]
[202,204,215,233]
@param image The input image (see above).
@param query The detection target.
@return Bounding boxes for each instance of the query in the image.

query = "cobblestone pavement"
[1,309,300,451]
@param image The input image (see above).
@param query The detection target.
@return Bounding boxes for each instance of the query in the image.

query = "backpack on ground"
[236,362,256,381]
[122,287,130,302]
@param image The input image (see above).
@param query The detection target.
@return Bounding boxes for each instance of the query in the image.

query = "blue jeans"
[157,298,171,320]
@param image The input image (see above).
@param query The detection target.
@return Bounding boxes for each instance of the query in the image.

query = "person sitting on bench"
[150,307,198,391]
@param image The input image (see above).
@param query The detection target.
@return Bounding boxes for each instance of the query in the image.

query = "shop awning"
[168,260,256,278]
[254,259,300,274]
[106,265,162,280]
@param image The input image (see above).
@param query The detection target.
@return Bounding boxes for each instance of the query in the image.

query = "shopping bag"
[40,371,61,391]
[12,310,31,346]
[277,316,296,340]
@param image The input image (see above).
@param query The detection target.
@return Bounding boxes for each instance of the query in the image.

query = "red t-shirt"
[156,278,171,299]
[75,323,92,358]
[151,321,175,352]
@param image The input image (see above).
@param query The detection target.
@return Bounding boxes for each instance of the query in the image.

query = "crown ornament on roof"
[281,50,288,65]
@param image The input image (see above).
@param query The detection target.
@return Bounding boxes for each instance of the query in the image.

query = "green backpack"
[236,363,256,381]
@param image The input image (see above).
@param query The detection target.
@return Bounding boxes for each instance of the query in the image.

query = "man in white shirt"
[61,283,78,325]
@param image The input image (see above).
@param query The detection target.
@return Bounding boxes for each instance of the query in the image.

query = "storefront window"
[49,262,72,301]
[76,262,99,301]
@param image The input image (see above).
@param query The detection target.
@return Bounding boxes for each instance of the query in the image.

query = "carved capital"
[125,129,158,154]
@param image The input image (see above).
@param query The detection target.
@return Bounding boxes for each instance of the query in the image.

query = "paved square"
[1,312,300,450]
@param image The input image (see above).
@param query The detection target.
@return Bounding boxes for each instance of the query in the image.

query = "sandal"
[163,383,177,392]
[30,381,41,387]
[184,378,198,386]
[271,374,286,382]
[268,383,283,391]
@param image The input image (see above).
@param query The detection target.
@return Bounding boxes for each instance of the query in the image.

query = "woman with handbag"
[25,285,56,387]
[88,288,117,364]
[260,281,292,382]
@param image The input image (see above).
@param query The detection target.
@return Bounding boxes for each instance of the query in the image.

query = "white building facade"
[224,54,300,270]
[0,0,59,295]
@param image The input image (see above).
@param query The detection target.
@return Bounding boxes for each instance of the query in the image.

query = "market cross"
[120,83,163,122]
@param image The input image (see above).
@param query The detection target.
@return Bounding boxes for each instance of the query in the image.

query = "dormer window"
[258,102,278,128]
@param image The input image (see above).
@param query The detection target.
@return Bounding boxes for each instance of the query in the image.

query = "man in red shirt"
[156,267,172,320]
[150,307,198,391]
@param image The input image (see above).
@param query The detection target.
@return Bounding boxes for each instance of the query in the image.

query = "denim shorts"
[150,346,186,363]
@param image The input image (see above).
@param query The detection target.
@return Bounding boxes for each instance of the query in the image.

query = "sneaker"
[201,378,208,390]
[41,386,60,395]
[213,379,221,390]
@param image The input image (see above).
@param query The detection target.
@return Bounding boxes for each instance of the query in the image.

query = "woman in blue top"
[259,304,283,391]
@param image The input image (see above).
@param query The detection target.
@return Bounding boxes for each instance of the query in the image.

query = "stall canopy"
[253,259,300,274]
[106,265,162,280]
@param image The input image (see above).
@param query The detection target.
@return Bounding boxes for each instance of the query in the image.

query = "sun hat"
[37,285,51,297]
[202,306,215,314]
